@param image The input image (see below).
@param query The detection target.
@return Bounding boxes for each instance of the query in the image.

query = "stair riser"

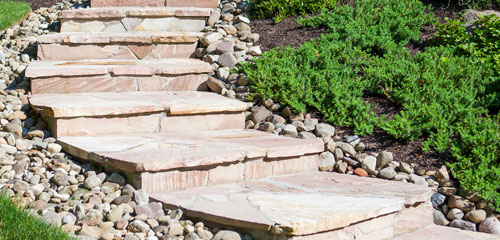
[38,43,197,61]
[31,74,209,94]
[91,0,220,8]
[60,17,206,33]
[65,150,319,193]
[135,155,319,193]
[46,112,245,138]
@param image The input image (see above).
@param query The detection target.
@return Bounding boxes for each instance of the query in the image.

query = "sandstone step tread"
[57,129,324,172]
[394,225,499,240]
[92,0,219,8]
[151,172,432,237]
[59,7,212,19]
[38,32,204,44]
[29,91,248,118]
[26,59,212,78]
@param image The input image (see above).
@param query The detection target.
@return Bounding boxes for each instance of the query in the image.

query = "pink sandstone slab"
[37,43,197,61]
[57,129,324,172]
[394,225,500,240]
[29,91,248,118]
[26,59,212,78]
[160,113,245,132]
[150,172,433,237]
[37,44,137,61]
[166,0,219,8]
[31,77,137,94]
[92,0,166,7]
[38,32,203,44]
[58,7,211,19]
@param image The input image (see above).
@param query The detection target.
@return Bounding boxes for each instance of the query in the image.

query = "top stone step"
[59,7,212,20]
[59,7,212,33]
[92,0,220,8]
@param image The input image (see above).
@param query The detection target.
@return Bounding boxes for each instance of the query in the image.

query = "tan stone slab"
[57,130,323,172]
[220,135,324,159]
[53,113,162,138]
[166,0,219,8]
[394,225,500,240]
[37,44,137,61]
[92,0,166,7]
[25,63,108,78]
[29,91,247,118]
[268,172,432,206]
[112,66,156,76]
[151,172,432,236]
[31,77,137,94]
[160,113,245,132]
[58,7,211,19]
[133,17,206,32]
[137,75,207,91]
[26,59,212,78]
[97,146,247,172]
[38,32,202,44]
[59,9,127,19]
[138,171,208,193]
[38,43,197,61]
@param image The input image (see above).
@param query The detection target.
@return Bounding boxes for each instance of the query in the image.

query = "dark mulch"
[249,16,328,52]
[17,0,59,10]
[249,0,474,171]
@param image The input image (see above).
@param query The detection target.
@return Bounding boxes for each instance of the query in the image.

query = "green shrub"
[465,0,500,9]
[0,193,73,240]
[241,0,434,135]
[297,0,435,54]
[436,15,500,71]
[240,36,377,135]
[250,0,339,22]
[435,15,500,110]
[242,0,500,210]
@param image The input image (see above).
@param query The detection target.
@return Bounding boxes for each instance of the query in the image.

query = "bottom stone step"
[394,225,499,240]
[151,172,434,240]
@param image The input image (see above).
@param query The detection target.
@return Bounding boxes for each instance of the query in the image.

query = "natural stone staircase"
[25,1,490,239]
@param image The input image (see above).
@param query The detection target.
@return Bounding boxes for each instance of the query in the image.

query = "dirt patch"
[249,16,328,52]
[17,0,59,10]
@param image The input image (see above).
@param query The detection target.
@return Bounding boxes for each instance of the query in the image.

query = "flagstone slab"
[91,0,220,8]
[38,32,203,44]
[151,172,433,237]
[59,7,211,19]
[26,59,212,78]
[30,91,248,118]
[166,0,219,8]
[92,0,166,8]
[60,18,206,33]
[57,130,323,191]
[394,225,500,240]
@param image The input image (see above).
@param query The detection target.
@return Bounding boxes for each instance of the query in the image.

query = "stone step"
[37,32,203,61]
[91,0,220,8]
[29,91,248,137]
[57,130,324,193]
[393,225,498,240]
[26,59,213,94]
[150,172,434,239]
[59,7,211,33]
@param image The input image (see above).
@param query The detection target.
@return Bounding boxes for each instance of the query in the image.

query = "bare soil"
[17,0,59,10]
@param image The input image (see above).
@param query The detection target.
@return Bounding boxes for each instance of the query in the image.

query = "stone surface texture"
[152,172,433,238]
